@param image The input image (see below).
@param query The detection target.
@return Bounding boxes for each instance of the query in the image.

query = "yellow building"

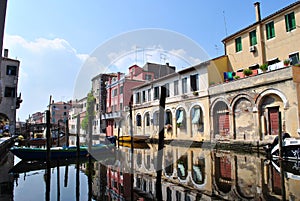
[223,2,299,71]
[210,1,300,143]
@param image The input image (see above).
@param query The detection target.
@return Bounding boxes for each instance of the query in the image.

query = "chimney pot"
[254,2,261,22]
[4,49,8,57]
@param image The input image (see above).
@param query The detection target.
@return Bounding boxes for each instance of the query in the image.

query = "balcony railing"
[102,111,122,119]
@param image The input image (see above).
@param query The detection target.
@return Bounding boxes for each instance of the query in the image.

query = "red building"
[104,65,155,137]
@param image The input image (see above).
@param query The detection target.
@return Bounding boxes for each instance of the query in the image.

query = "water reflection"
[2,144,300,200]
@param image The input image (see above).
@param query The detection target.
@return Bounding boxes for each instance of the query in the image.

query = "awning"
[192,108,201,124]
[176,110,184,124]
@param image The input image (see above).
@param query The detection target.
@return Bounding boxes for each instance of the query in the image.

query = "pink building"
[50,100,72,128]
[104,65,155,137]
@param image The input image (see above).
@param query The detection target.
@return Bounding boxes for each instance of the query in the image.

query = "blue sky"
[3,0,297,121]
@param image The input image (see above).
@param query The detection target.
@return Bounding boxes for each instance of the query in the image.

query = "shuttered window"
[235,37,242,52]
[266,21,275,39]
[285,12,296,32]
[249,30,257,46]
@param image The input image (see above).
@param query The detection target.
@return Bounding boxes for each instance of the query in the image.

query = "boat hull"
[118,135,149,142]
[271,138,300,161]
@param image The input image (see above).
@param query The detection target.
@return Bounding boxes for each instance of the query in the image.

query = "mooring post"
[156,85,166,200]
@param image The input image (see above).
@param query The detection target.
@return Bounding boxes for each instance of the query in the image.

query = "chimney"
[3,48,8,57]
[254,2,261,22]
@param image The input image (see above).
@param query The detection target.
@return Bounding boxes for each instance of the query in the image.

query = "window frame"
[249,30,257,46]
[6,65,17,76]
[182,77,188,94]
[285,12,296,32]
[235,37,242,52]
[266,21,275,40]
[174,80,179,96]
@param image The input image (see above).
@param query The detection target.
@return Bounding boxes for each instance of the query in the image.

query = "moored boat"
[118,135,149,142]
[266,133,300,161]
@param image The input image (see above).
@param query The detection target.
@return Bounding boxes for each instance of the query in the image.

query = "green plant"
[284,59,290,66]
[234,75,240,80]
[294,63,300,67]
[193,91,199,96]
[259,63,268,71]
[243,69,253,76]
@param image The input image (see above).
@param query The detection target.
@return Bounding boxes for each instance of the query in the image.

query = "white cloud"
[3,34,85,121]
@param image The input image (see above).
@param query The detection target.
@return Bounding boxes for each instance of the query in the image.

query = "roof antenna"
[223,11,228,36]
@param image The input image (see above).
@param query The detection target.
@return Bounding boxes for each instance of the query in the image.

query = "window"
[145,113,150,126]
[142,91,146,102]
[6,65,17,75]
[4,87,15,97]
[174,80,179,95]
[235,37,242,52]
[165,83,170,97]
[285,12,296,32]
[145,74,152,81]
[112,89,117,97]
[136,114,142,126]
[289,52,299,65]
[190,74,199,91]
[249,30,257,46]
[154,86,159,100]
[148,89,151,101]
[63,112,67,116]
[182,77,187,94]
[120,103,123,110]
[266,21,275,39]
[135,92,140,104]
[153,111,159,126]
[119,85,123,94]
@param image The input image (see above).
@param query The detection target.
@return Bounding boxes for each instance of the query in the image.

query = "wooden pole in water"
[65,119,69,147]
[46,110,51,160]
[156,85,166,200]
[76,114,80,201]
[76,115,80,158]
[129,98,134,201]
[278,112,286,200]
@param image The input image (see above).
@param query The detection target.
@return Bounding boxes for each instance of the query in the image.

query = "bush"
[259,63,268,71]
[243,69,253,76]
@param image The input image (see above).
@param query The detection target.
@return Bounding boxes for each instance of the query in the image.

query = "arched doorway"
[259,94,284,136]
[212,101,230,138]
[233,97,254,140]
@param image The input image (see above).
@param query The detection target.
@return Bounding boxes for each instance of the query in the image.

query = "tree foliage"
[81,91,95,132]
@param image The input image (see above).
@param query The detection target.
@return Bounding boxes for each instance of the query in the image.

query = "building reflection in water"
[0,152,14,201]
[97,144,300,201]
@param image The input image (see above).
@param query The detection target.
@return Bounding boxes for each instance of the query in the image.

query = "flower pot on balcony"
[284,59,291,66]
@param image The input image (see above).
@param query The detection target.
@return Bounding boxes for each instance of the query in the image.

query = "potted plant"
[234,75,240,80]
[259,63,268,72]
[284,59,291,66]
[193,91,199,96]
[243,69,253,77]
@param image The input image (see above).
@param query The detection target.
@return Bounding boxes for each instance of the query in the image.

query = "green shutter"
[286,12,296,32]
[235,37,242,52]
[266,22,275,39]
[250,30,257,46]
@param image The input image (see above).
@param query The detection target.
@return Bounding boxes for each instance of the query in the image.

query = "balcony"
[102,111,122,120]
[209,66,294,95]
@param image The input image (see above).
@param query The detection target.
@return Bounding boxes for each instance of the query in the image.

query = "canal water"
[1,143,300,201]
